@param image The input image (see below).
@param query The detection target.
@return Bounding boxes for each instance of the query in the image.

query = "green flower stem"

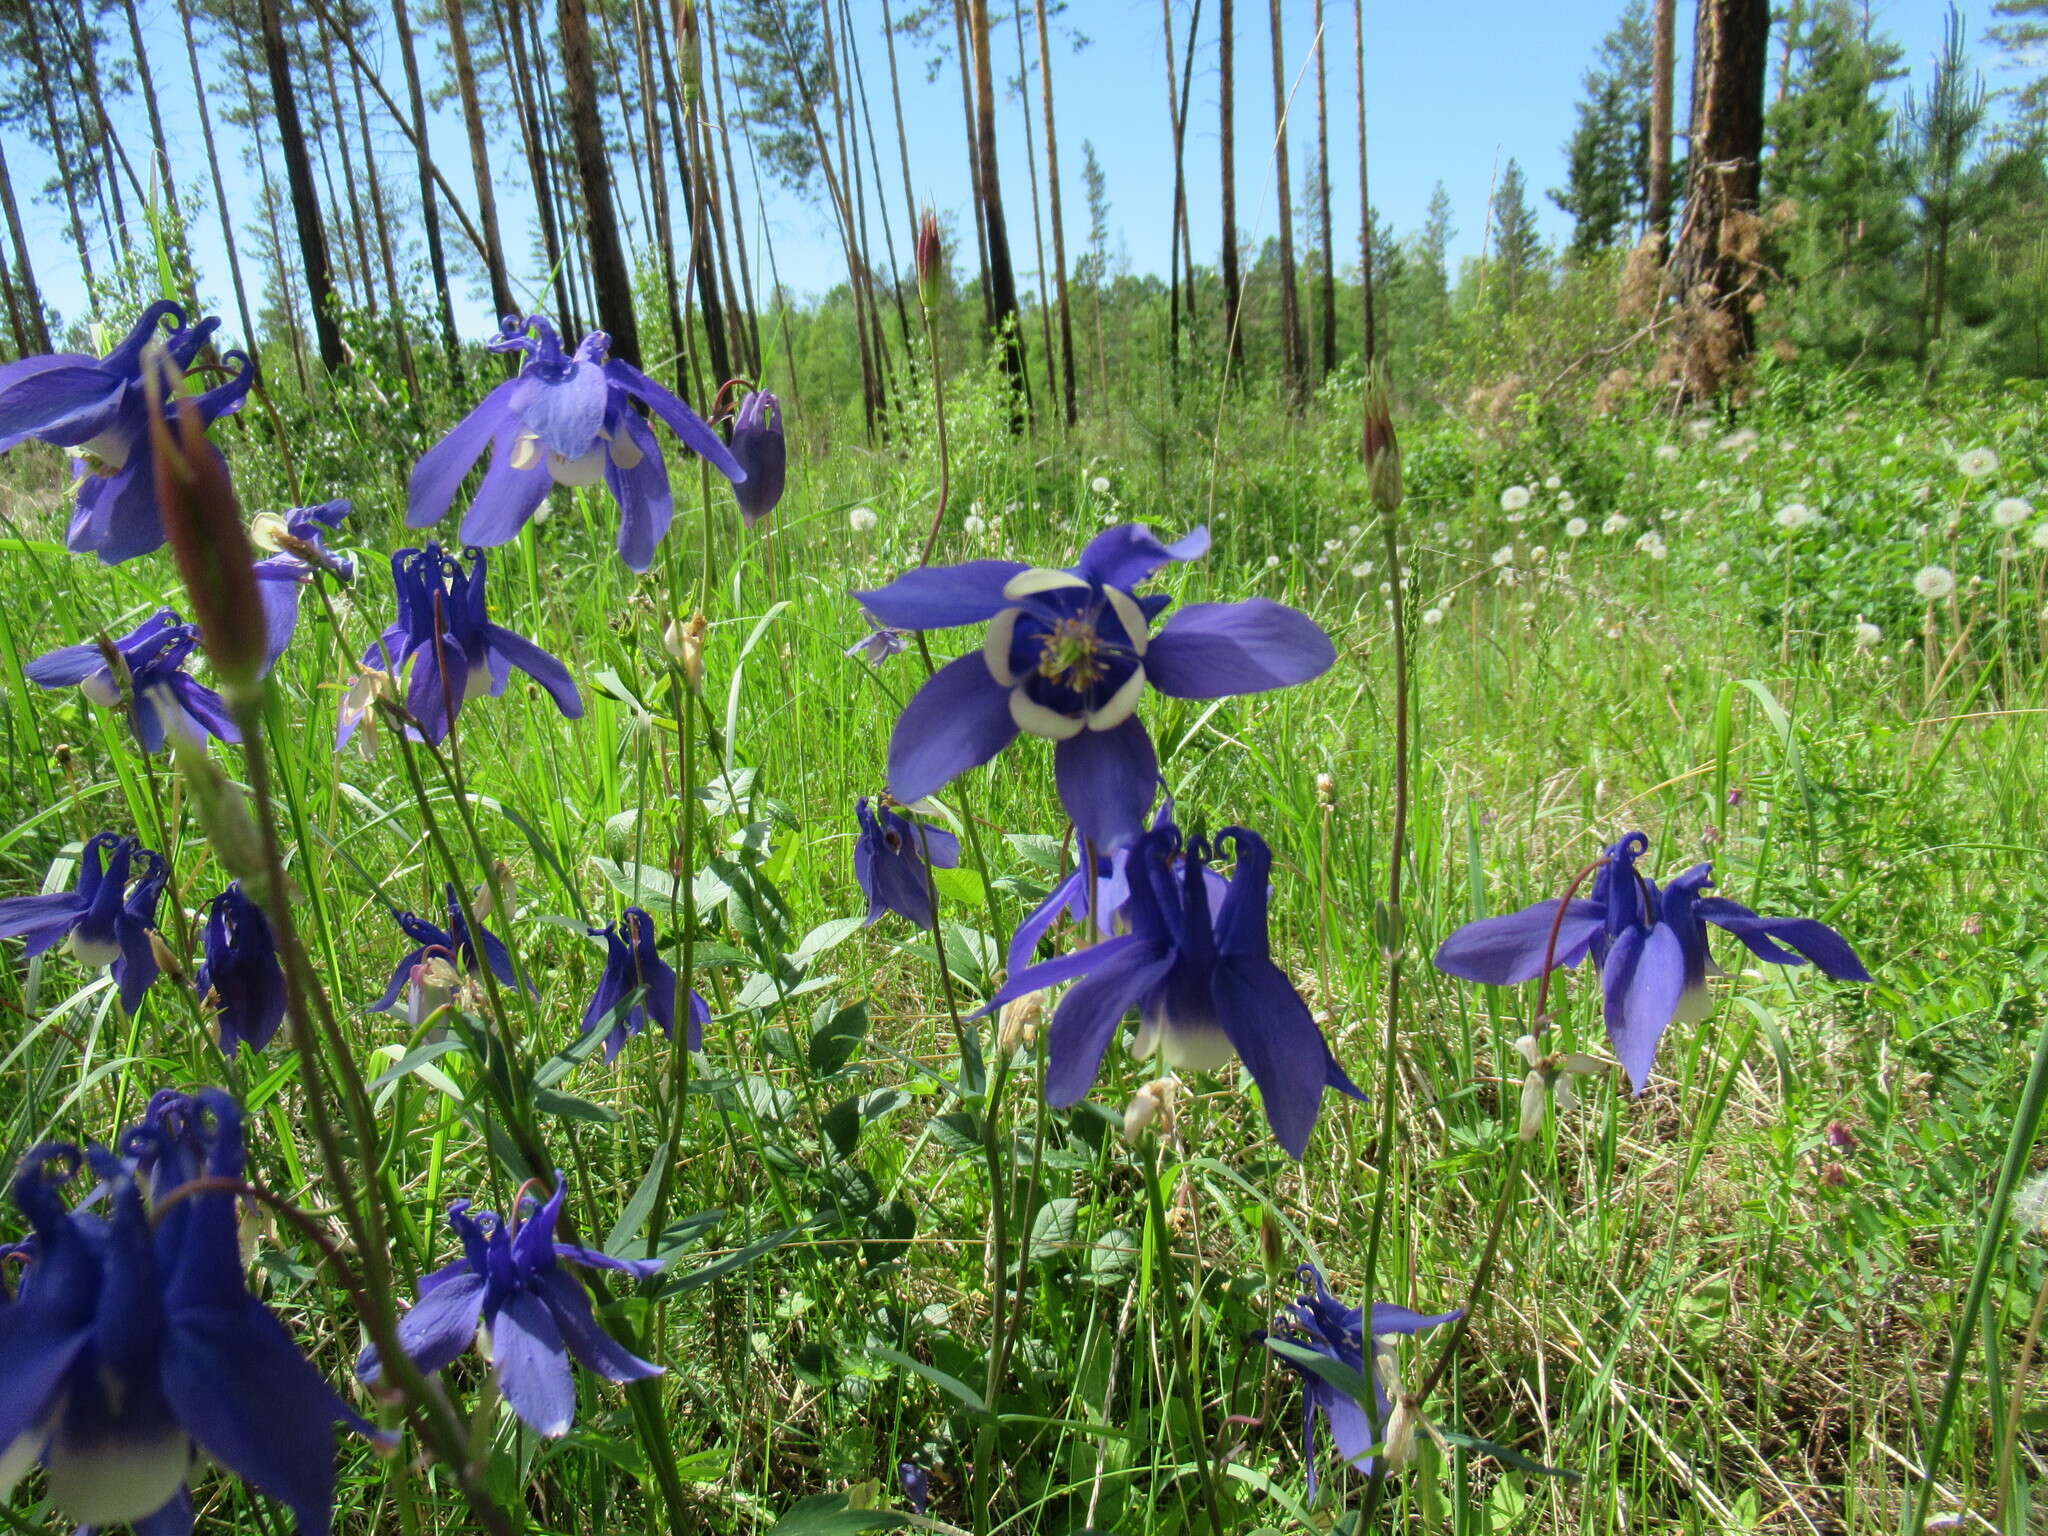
[1142,1140,1228,1536]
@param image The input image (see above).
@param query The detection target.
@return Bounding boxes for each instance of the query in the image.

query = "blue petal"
[522,359,610,457]
[483,624,583,719]
[456,420,553,547]
[1044,941,1177,1106]
[1144,600,1336,699]
[605,412,673,572]
[886,652,1019,805]
[256,578,304,672]
[1072,524,1210,590]
[358,1271,485,1382]
[0,362,121,448]
[1602,922,1686,1094]
[0,1311,88,1460]
[1212,954,1331,1158]
[0,892,85,942]
[23,641,110,688]
[535,1270,661,1382]
[606,359,745,483]
[1694,898,1872,981]
[69,457,166,564]
[1053,718,1159,854]
[131,1487,196,1536]
[408,378,520,527]
[1432,899,1607,986]
[854,561,1031,631]
[1368,1302,1463,1334]
[490,1290,577,1438]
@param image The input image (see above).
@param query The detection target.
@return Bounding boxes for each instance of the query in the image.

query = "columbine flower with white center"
[407,315,742,572]
[1914,565,1957,601]
[25,609,239,753]
[1775,503,1816,531]
[849,506,878,532]
[250,500,352,672]
[1499,485,1531,513]
[1957,447,1999,478]
[1993,497,2032,528]
[853,524,1334,852]
[0,832,168,1014]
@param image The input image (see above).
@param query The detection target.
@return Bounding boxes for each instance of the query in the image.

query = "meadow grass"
[0,351,2044,1536]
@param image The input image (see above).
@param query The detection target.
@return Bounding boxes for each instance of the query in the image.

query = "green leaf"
[763,1494,909,1535]
[868,1344,990,1417]
[530,1024,612,1089]
[1264,1338,1376,1411]
[809,1001,870,1076]
[1028,1196,1079,1253]
[368,1038,466,1091]
[533,1087,621,1124]
[790,916,864,968]
[1437,1428,1581,1480]
[929,1111,981,1154]
[603,1141,671,1257]
[931,866,985,907]
[658,1222,811,1298]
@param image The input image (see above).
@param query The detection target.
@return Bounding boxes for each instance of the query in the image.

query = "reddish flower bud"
[146,354,264,698]
[915,211,944,309]
[1362,363,1402,514]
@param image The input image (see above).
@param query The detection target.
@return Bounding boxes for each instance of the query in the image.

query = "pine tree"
[1987,0,2048,137]
[1489,157,1544,309]
[1551,0,1653,256]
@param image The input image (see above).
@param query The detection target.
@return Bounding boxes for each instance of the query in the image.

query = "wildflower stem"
[1141,1140,1228,1536]
[915,293,952,568]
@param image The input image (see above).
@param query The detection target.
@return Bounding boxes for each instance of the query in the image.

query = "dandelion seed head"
[848,506,878,532]
[1913,565,1956,601]
[1957,447,1999,479]
[1775,503,1816,531]
[1564,517,1589,539]
[1993,497,2032,528]
[1500,485,1532,513]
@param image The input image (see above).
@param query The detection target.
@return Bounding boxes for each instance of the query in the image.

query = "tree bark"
[257,0,345,372]
[117,0,182,233]
[702,0,762,373]
[1219,0,1241,363]
[1161,0,1183,367]
[951,0,992,331]
[491,0,576,333]
[322,45,375,313]
[442,0,519,322]
[179,0,253,345]
[239,23,311,388]
[967,0,1030,406]
[559,0,642,365]
[1268,0,1303,397]
[1035,0,1075,424]
[627,0,687,383]
[1011,0,1056,405]
[1313,0,1335,377]
[1647,0,1675,249]
[844,0,912,361]
[390,0,464,370]
[20,8,95,289]
[0,136,50,352]
[1355,0,1374,363]
[350,49,418,396]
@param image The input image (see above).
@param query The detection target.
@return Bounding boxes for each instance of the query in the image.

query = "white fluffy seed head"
[1957,447,2000,478]
[1993,497,2032,528]
[1500,485,1531,512]
[1913,565,1956,601]
[849,506,878,532]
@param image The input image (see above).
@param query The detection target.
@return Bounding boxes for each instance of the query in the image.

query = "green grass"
[0,350,2044,1536]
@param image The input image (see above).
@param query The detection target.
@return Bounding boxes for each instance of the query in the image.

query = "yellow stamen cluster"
[1037,618,1106,691]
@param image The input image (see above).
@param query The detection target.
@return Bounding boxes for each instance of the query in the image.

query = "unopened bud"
[408,955,460,1031]
[145,347,265,697]
[1362,363,1403,514]
[915,211,944,310]
[164,713,269,902]
[473,859,518,922]
[1517,1068,1549,1142]
[997,991,1042,1060]
[147,929,186,985]
[676,0,701,98]
[665,611,708,693]
[1257,1206,1286,1274]
[1382,1397,1420,1470]
[1121,1077,1178,1144]
[730,389,786,526]
[1315,771,1336,809]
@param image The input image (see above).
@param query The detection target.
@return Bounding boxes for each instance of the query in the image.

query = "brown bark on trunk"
[968,0,1029,407]
[559,0,642,365]
[178,0,253,344]
[1219,0,1241,363]
[492,0,576,333]
[1647,0,1675,248]
[0,137,50,352]
[442,0,519,321]
[258,0,345,372]
[1035,0,1075,424]
[350,50,417,396]
[1313,0,1335,377]
[1011,0,1057,405]
[21,9,95,289]
[388,0,464,371]
[1355,0,1374,363]
[1268,0,1303,396]
[702,0,763,373]
[952,0,992,331]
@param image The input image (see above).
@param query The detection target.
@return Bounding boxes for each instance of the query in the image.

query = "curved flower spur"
[1433,831,1872,1093]
[855,523,1336,853]
[406,314,744,572]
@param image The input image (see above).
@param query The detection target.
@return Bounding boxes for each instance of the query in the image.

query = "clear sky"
[0,0,1972,344]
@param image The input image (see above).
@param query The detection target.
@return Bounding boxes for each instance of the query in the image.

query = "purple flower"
[854,524,1335,852]
[369,885,523,1014]
[854,798,959,929]
[0,832,167,1014]
[1270,1264,1459,1498]
[582,907,708,1062]
[980,819,1363,1158]
[1432,831,1872,1092]
[354,543,582,747]
[357,1176,664,1439]
[196,883,287,1056]
[251,500,352,672]
[0,1089,385,1533]
[730,388,785,525]
[407,315,744,572]
[24,608,239,752]
[845,622,908,666]
[899,1461,930,1514]
[0,301,256,564]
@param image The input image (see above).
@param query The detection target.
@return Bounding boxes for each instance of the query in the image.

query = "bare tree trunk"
[351,51,418,396]
[968,0,1030,408]
[177,0,252,343]
[62,0,146,213]
[1219,0,1241,364]
[0,242,24,357]
[1313,0,1335,377]
[322,46,376,314]
[1173,0,1201,319]
[1161,0,1183,367]
[951,0,992,331]
[390,0,464,369]
[240,23,310,386]
[1011,0,1056,406]
[596,6,651,249]
[1035,0,1075,425]
[844,0,913,361]
[879,0,918,237]
[117,0,183,235]
[258,0,345,371]
[1354,0,1374,364]
[492,0,574,333]
[0,137,50,352]
[1647,0,1676,249]
[627,0,687,383]
[819,0,881,411]
[21,11,95,289]
[559,0,642,365]
[1268,0,1303,397]
[1669,0,1768,391]
[443,0,519,321]
[702,0,763,373]
[830,0,893,384]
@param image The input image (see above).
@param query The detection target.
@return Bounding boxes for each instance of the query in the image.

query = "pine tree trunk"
[702,0,762,373]
[390,0,464,370]
[1219,0,1242,363]
[258,0,345,371]
[830,0,893,383]
[1173,0,1201,319]
[558,0,641,365]
[0,242,24,357]
[597,6,651,248]
[968,0,1029,407]
[1011,0,1056,405]
[879,0,918,236]
[180,0,252,344]
[1161,0,1183,368]
[442,0,518,321]
[351,51,417,396]
[678,9,733,394]
[629,0,688,384]
[322,46,376,315]
[844,0,912,361]
[63,0,146,212]
[491,0,575,332]
[951,0,993,332]
[1647,0,1675,248]
[117,0,182,234]
[21,10,95,289]
[1035,0,1075,424]
[240,25,311,388]
[1670,0,1768,389]
[1355,0,1374,363]
[1313,0,1336,377]
[0,136,50,352]
[1268,0,1303,397]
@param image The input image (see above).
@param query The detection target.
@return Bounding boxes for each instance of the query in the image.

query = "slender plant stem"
[1142,1141,1228,1536]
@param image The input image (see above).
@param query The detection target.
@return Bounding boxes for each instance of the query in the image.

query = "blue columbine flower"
[352,543,582,746]
[844,613,908,666]
[0,833,167,1014]
[370,884,524,1014]
[582,907,708,1062]
[357,1175,664,1439]
[407,315,744,572]
[730,388,785,526]
[0,1089,384,1534]
[899,1461,930,1514]
[854,798,960,929]
[0,301,256,565]
[1271,1264,1460,1498]
[853,524,1335,853]
[25,609,240,752]
[980,819,1362,1158]
[195,883,286,1056]
[251,500,352,672]
[1432,831,1872,1093]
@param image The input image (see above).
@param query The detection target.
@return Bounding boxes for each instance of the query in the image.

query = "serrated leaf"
[1029,1197,1079,1252]
[929,1111,982,1154]
[763,1494,909,1535]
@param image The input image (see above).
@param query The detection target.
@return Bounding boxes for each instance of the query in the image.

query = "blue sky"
[1,0,1972,342]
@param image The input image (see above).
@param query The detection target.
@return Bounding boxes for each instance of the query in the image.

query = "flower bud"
[730,389,786,525]
[1315,771,1336,809]
[145,348,265,699]
[408,954,460,1031]
[1382,1396,1420,1470]
[676,0,701,99]
[915,211,944,310]
[1362,363,1403,514]
[665,610,708,693]
[164,707,270,902]
[148,929,186,986]
[1121,1077,1179,1144]
[1517,1068,1549,1142]
[997,991,1042,1061]
[338,666,393,757]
